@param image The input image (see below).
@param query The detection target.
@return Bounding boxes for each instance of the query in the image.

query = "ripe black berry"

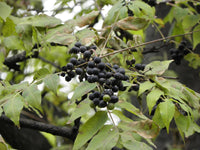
[65,76,71,82]
[88,61,95,68]
[113,64,119,69]
[75,42,82,47]
[98,100,107,108]
[61,66,67,71]
[99,78,106,85]
[66,63,74,70]
[75,68,83,75]
[68,71,75,78]
[92,75,99,82]
[94,91,101,97]
[70,46,80,54]
[93,57,101,64]
[70,57,78,65]
[93,98,100,105]
[80,46,87,53]
[60,72,66,77]
[89,93,95,100]
[110,95,119,103]
[90,45,97,50]
[86,67,93,75]
[84,51,91,59]
[97,62,106,70]
[93,68,100,75]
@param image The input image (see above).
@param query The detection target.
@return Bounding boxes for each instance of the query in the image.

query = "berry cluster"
[61,42,130,109]
[169,41,190,65]
[142,0,157,7]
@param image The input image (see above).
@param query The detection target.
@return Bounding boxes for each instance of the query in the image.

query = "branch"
[0,114,74,140]
[101,30,200,58]
[37,56,61,69]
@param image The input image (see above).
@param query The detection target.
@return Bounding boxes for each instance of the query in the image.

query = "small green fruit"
[107,103,115,110]
[103,94,111,102]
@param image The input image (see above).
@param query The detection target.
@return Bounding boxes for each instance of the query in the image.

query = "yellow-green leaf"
[0,2,12,21]
[193,24,200,49]
[138,81,156,96]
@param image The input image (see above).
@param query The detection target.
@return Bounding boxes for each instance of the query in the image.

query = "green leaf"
[146,88,164,114]
[2,17,17,37]
[116,101,147,119]
[128,1,155,18]
[67,100,91,124]
[173,7,189,22]
[22,84,42,111]
[184,53,200,69]
[120,132,153,150]
[71,81,97,102]
[86,125,119,150]
[116,17,149,31]
[0,142,7,150]
[19,14,61,27]
[138,81,156,96]
[73,111,108,150]
[112,109,133,122]
[159,99,175,133]
[182,15,200,30]
[119,120,159,139]
[3,35,25,50]
[75,11,99,27]
[43,74,59,94]
[144,60,173,75]
[46,33,76,46]
[0,2,12,21]
[0,51,5,70]
[104,1,123,26]
[75,29,97,46]
[3,94,24,126]
[33,68,50,81]
[193,24,200,49]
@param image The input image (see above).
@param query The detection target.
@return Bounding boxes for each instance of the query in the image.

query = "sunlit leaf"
[138,81,156,96]
[144,60,173,75]
[86,125,119,150]
[43,74,59,94]
[73,111,108,150]
[3,35,25,50]
[116,101,147,119]
[116,17,149,30]
[67,100,91,124]
[75,29,97,46]
[159,99,175,133]
[71,81,97,102]
[0,142,7,150]
[0,2,12,21]
[2,17,16,37]
[19,14,61,27]
[120,132,153,150]
[193,24,200,49]
[3,94,24,126]
[33,68,50,81]
[75,11,99,27]
[22,84,42,111]
[119,120,159,139]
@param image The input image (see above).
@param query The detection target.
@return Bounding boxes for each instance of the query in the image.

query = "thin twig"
[101,30,200,58]
[37,56,61,69]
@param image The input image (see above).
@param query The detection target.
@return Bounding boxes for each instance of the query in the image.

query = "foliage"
[0,0,200,149]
